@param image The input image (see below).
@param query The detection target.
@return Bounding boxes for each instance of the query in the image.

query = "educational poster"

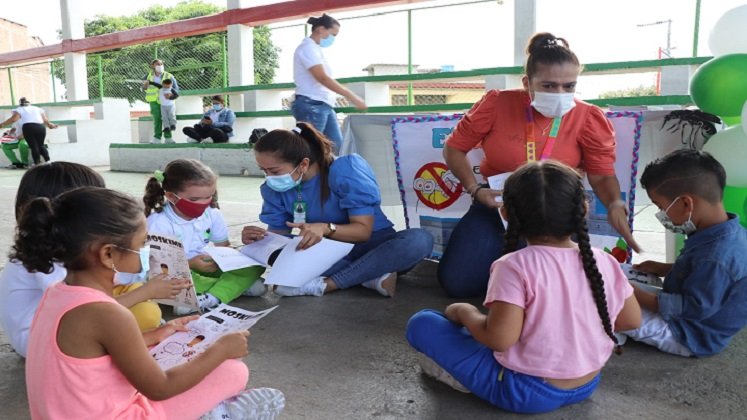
[391,114,483,258]
[147,233,199,310]
[150,304,277,370]
[391,111,643,258]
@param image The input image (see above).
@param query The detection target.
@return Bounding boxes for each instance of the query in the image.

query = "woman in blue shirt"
[242,122,433,297]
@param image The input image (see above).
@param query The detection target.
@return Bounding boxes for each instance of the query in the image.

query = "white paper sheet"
[486,172,512,203]
[150,304,277,370]
[239,232,292,266]
[203,246,263,272]
[264,237,355,287]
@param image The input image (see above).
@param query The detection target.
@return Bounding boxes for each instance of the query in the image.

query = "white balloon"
[743,101,747,137]
[708,5,747,56]
[703,124,747,187]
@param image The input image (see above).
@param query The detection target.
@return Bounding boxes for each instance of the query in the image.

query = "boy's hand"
[445,303,475,325]
[633,260,672,277]
[189,255,219,273]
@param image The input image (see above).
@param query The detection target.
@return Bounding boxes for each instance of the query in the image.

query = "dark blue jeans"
[438,200,506,298]
[291,95,343,152]
[406,310,601,414]
[323,227,433,289]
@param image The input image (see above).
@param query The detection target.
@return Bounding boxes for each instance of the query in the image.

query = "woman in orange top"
[438,32,640,298]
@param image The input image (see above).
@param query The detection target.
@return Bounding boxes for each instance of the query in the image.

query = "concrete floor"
[0,168,745,420]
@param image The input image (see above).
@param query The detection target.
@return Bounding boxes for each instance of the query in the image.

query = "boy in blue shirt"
[621,149,747,357]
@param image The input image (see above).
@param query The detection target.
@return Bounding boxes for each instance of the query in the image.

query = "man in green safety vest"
[142,59,179,144]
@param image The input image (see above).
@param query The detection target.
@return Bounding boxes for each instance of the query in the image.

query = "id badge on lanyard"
[293,185,306,224]
[525,104,562,162]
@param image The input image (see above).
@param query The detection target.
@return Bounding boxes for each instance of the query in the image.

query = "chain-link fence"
[0,61,58,106]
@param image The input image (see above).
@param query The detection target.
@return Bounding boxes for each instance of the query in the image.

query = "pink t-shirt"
[484,245,633,379]
[26,282,161,420]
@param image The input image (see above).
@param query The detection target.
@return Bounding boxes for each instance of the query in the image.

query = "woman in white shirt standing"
[292,14,367,152]
[0,97,57,165]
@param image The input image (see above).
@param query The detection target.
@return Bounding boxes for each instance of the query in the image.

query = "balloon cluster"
[691,5,747,226]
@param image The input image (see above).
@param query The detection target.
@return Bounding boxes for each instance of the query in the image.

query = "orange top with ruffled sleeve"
[445,89,616,179]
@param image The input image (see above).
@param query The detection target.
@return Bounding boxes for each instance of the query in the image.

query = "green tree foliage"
[599,84,658,99]
[53,0,280,103]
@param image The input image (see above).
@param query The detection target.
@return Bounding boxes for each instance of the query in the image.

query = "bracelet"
[464,183,479,195]
[607,199,626,211]
[471,185,486,199]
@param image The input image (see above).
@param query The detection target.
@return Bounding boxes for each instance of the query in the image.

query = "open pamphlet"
[147,233,200,311]
[203,231,354,288]
[150,304,278,370]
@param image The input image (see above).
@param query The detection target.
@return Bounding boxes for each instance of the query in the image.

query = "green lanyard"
[293,184,307,224]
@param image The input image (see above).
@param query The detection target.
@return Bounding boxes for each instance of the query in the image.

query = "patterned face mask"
[655,196,697,235]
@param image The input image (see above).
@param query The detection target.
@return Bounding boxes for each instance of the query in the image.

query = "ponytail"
[10,197,61,274]
[143,176,167,217]
[295,122,334,203]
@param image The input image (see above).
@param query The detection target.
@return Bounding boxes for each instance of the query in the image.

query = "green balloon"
[723,185,747,228]
[690,54,747,117]
[722,115,742,126]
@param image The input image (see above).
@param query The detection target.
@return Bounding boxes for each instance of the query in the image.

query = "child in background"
[620,149,747,357]
[406,160,641,414]
[0,162,190,358]
[16,187,284,419]
[1,121,29,169]
[160,78,178,141]
[144,159,266,315]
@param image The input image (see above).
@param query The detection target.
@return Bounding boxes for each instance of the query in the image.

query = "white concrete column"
[348,82,390,106]
[63,52,88,101]
[60,0,88,100]
[660,65,696,96]
[227,0,254,111]
[485,75,523,91]
[513,0,537,67]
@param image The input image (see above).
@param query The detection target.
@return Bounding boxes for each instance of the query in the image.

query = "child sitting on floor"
[406,160,641,414]
[620,149,747,357]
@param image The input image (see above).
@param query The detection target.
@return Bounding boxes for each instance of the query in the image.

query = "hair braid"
[503,201,521,256]
[573,188,621,354]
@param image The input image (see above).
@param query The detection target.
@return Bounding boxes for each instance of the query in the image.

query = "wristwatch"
[326,222,337,237]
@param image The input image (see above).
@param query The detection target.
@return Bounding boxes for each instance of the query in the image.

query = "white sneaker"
[149,137,162,144]
[186,138,199,144]
[275,277,326,297]
[417,353,470,393]
[361,272,397,297]
[164,138,176,144]
[202,138,214,144]
[242,279,267,297]
[201,388,285,420]
[173,293,219,316]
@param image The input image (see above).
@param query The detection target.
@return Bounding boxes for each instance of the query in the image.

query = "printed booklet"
[203,231,354,288]
[150,304,278,370]
[147,233,200,311]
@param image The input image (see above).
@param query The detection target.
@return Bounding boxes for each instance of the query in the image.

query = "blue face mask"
[265,166,301,192]
[212,104,222,111]
[319,34,336,48]
[113,245,151,284]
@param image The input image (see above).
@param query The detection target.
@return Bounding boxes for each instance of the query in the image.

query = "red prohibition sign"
[413,162,463,210]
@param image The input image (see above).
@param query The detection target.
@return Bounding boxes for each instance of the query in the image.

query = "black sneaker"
[163,127,171,133]
[170,125,176,130]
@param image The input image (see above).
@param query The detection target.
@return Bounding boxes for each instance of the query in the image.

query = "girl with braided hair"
[406,160,641,414]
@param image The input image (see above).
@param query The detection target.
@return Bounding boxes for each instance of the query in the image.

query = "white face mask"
[154,65,164,73]
[531,91,576,118]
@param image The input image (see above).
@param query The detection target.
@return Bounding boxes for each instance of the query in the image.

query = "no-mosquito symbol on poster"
[412,162,462,210]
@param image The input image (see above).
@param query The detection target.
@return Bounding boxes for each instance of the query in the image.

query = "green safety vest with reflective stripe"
[145,70,174,103]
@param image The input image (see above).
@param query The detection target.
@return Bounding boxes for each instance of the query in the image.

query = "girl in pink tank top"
[15,187,284,420]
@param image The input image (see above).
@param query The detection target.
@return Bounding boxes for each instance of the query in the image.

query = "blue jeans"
[291,95,343,152]
[406,310,601,414]
[324,228,433,289]
[438,200,506,298]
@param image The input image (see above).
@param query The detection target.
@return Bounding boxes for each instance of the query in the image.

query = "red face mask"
[172,194,212,219]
